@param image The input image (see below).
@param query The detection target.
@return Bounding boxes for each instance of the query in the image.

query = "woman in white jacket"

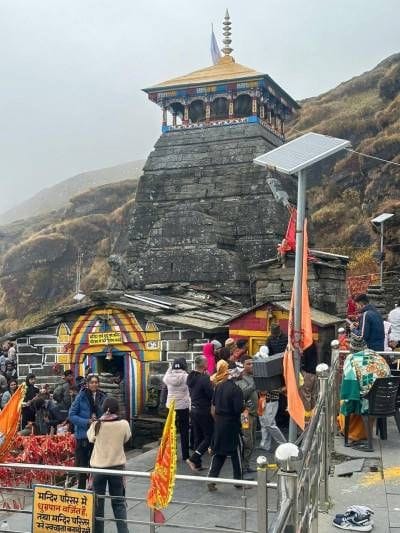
[163,358,190,461]
[88,397,131,533]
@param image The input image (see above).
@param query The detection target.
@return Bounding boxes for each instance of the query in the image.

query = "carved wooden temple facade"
[144,11,299,141]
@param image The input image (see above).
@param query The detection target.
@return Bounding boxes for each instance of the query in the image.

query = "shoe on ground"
[333,516,373,531]
[207,482,217,492]
[186,459,202,472]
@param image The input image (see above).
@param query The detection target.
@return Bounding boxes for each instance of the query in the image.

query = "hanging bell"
[105,348,113,361]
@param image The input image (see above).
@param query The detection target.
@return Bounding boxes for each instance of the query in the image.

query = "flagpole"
[289,169,307,442]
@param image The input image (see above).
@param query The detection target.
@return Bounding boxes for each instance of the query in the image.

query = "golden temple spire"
[221,9,233,57]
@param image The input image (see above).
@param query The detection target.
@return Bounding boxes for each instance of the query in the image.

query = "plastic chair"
[344,376,400,451]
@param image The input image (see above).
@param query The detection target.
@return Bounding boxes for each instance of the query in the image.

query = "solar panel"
[253,132,351,174]
[371,213,394,224]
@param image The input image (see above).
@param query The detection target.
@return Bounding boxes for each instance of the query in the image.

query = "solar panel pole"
[289,169,307,443]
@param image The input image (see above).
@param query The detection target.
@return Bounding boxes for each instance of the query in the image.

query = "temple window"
[234,94,252,118]
[210,97,229,120]
[189,99,206,123]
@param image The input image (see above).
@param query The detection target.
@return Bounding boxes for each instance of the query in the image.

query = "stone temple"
[127,11,299,303]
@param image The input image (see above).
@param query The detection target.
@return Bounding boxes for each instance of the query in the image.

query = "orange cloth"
[211,360,229,385]
[337,413,367,442]
[301,220,313,351]
[284,347,305,430]
[283,218,313,431]
[147,400,177,511]
[0,384,25,461]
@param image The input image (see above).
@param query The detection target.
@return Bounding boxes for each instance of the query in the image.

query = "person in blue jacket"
[352,294,385,351]
[69,374,107,489]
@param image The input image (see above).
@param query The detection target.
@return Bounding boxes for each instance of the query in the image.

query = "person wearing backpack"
[87,398,131,533]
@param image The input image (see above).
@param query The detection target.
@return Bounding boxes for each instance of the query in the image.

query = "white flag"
[210,24,221,65]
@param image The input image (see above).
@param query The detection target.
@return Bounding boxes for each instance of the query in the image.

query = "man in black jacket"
[353,294,385,351]
[186,356,214,472]
[208,372,244,491]
[266,324,288,355]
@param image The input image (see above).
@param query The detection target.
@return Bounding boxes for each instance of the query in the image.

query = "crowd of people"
[162,329,292,492]
[338,294,399,448]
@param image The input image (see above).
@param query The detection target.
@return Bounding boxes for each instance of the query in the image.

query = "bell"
[105,348,113,361]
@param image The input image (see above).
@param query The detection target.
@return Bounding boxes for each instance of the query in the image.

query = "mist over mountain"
[0,160,144,224]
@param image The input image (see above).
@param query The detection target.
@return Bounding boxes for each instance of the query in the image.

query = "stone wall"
[127,122,296,303]
[16,325,61,384]
[253,257,347,317]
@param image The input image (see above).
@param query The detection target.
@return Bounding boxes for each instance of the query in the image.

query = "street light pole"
[289,169,307,443]
[380,222,384,287]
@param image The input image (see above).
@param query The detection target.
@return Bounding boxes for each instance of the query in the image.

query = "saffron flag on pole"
[147,400,177,523]
[210,24,221,65]
[0,384,25,460]
[283,218,313,431]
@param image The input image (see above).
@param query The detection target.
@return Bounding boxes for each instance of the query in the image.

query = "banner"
[0,384,25,461]
[147,400,177,519]
[32,485,94,533]
[88,331,122,346]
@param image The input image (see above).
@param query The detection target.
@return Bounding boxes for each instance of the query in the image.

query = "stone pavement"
[319,419,400,533]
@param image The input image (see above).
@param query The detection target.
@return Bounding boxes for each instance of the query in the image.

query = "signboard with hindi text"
[32,485,94,533]
[88,331,122,346]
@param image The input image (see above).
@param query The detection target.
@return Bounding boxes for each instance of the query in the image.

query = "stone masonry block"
[166,340,189,352]
[159,330,180,341]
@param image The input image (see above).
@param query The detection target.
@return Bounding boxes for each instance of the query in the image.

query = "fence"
[0,346,347,533]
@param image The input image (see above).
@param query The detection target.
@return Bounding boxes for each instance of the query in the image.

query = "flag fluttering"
[210,24,221,65]
[278,207,297,255]
[0,384,25,461]
[283,219,313,431]
[147,400,177,522]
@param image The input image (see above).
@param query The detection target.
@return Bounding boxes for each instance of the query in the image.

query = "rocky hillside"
[288,53,400,276]
[0,179,138,335]
[0,160,144,224]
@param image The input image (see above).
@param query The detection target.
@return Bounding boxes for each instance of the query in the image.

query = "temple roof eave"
[143,69,300,110]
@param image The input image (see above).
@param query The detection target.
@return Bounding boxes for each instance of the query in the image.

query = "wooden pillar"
[206,102,211,121]
[229,98,234,118]
[280,117,285,136]
[260,104,265,120]
[273,112,277,129]
[172,112,177,127]
[162,107,167,127]
[183,104,189,124]
[252,95,258,116]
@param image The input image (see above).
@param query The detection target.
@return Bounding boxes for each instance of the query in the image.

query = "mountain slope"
[0,160,144,224]
[288,53,400,275]
[0,178,138,335]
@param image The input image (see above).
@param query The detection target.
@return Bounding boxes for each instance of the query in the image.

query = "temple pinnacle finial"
[221,9,233,56]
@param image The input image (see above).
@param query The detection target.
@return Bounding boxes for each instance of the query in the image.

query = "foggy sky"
[1,0,399,215]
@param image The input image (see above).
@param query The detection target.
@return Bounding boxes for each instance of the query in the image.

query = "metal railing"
[268,347,342,533]
[0,461,278,533]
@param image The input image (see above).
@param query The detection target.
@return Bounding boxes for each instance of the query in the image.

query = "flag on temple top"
[283,218,313,430]
[147,400,177,523]
[211,24,221,65]
[0,384,25,461]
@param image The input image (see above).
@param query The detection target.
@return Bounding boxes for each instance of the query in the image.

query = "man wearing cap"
[265,324,288,355]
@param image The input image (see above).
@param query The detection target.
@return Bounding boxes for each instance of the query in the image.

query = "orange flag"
[0,384,25,460]
[283,346,305,430]
[301,219,313,351]
[147,400,177,520]
[283,219,313,431]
